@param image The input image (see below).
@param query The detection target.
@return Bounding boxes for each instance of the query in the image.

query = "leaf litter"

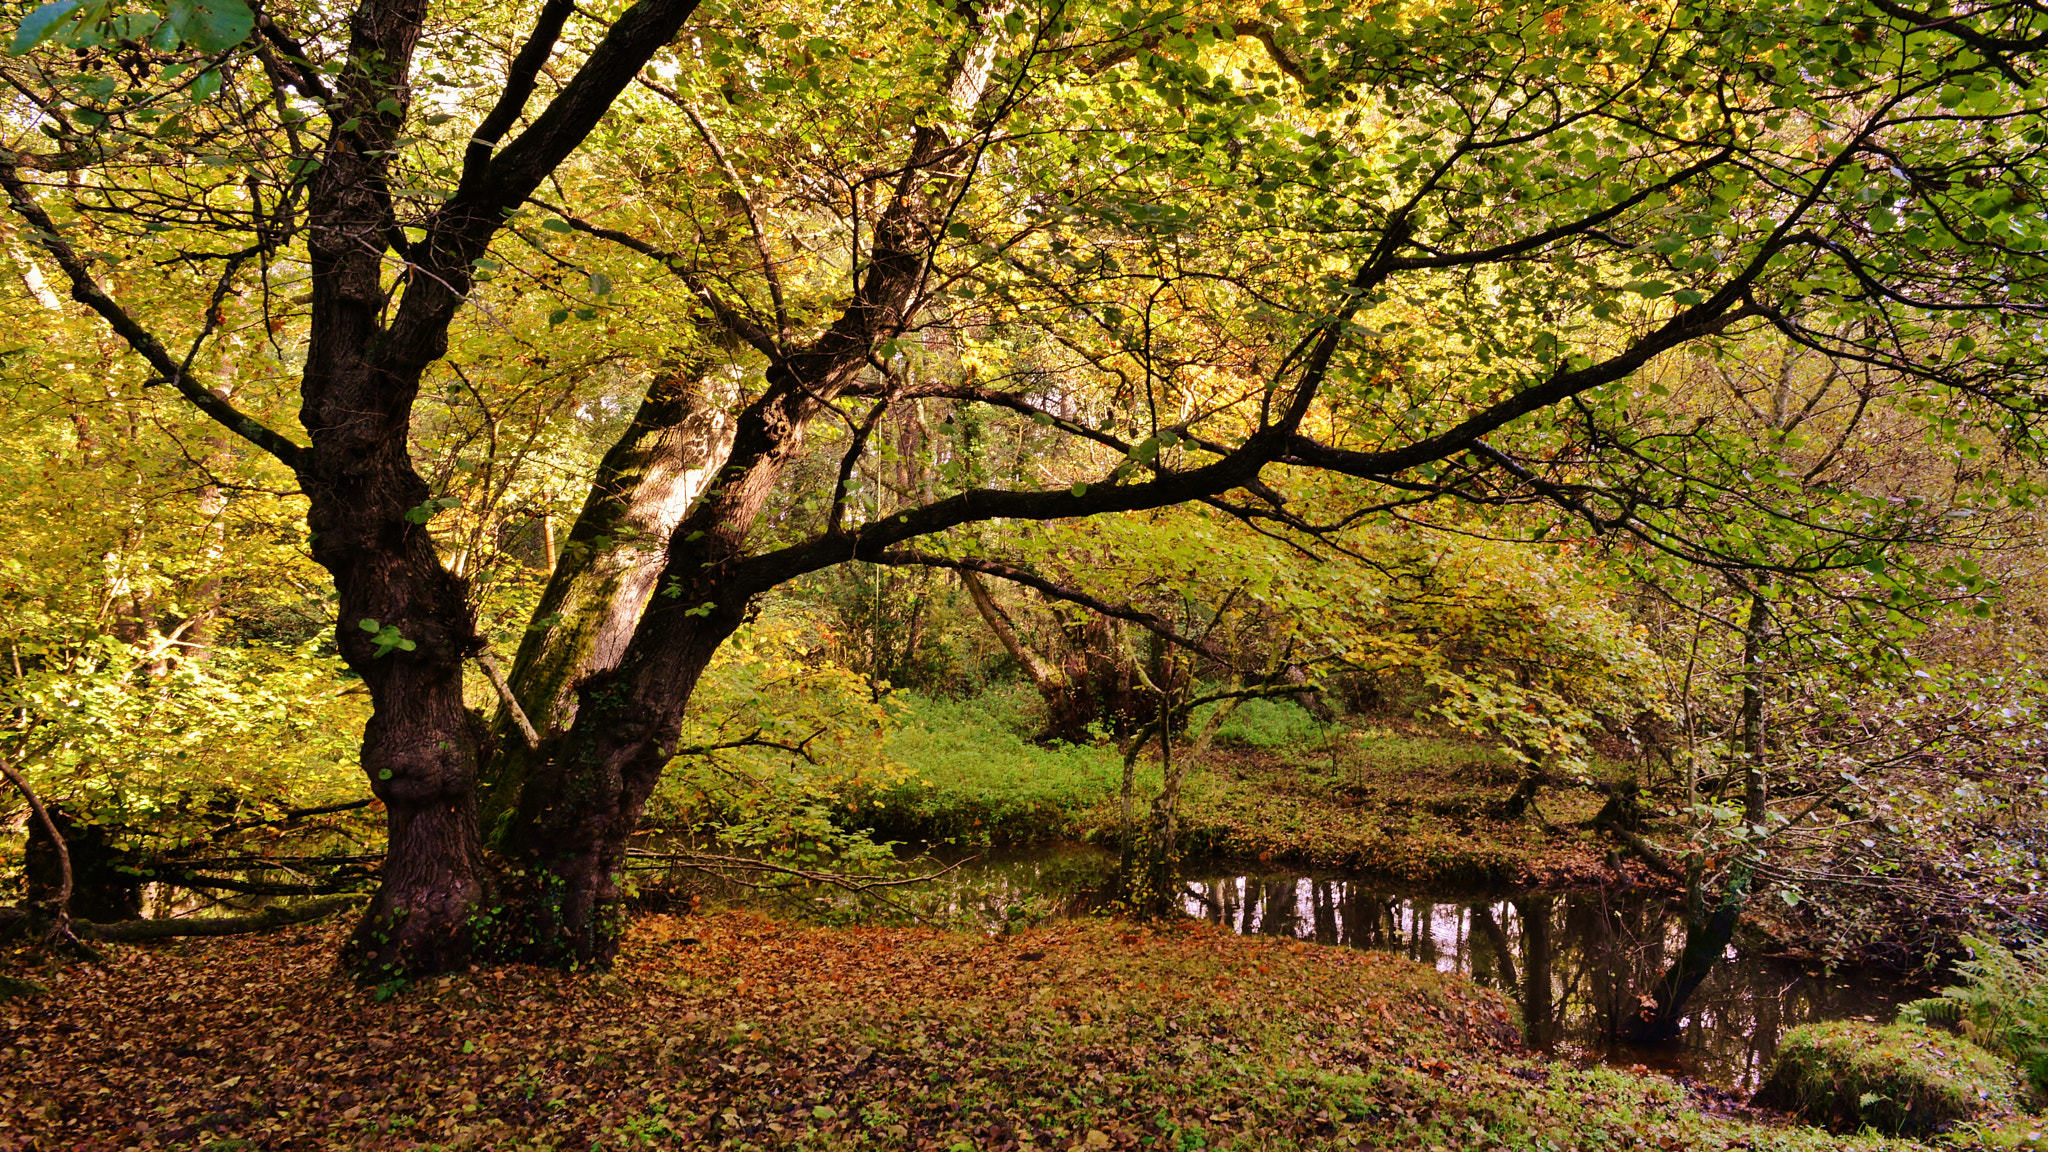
[0,912,1942,1150]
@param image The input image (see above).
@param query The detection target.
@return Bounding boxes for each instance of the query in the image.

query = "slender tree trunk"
[1739,589,1769,827]
[961,570,1102,741]
[478,359,735,842]
[1623,589,1770,1041]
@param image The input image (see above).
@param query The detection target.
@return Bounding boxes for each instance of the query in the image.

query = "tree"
[5,0,2046,972]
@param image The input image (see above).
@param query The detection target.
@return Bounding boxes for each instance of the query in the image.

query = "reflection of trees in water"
[1180,871,1908,1087]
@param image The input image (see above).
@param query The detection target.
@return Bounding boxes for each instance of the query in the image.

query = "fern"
[1898,997,1964,1028]
[1903,935,2048,1092]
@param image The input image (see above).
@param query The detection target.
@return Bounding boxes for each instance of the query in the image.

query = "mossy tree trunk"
[478,358,736,843]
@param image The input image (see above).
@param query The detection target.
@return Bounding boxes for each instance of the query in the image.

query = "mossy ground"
[0,911,1981,1151]
[1754,1020,2023,1137]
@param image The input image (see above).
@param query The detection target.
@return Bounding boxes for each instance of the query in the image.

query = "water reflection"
[1178,869,1916,1089]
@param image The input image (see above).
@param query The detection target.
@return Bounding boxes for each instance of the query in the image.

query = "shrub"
[1205,694,1327,748]
[1752,1020,2019,1135]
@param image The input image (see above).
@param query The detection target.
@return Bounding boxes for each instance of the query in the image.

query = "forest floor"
[1,909,2020,1152]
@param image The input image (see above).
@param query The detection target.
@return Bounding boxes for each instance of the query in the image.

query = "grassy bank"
[825,691,1627,886]
[0,911,2001,1151]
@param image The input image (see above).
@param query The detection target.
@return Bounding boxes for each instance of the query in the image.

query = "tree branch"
[872,550,1224,660]
[0,157,307,468]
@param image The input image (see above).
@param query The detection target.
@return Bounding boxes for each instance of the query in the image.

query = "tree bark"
[287,0,711,976]
[478,359,735,843]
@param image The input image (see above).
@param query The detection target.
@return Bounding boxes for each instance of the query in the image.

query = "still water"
[912,846,1924,1091]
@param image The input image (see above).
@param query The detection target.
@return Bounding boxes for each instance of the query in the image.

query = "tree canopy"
[2,0,2046,972]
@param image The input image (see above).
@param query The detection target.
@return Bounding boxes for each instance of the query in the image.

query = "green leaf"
[166,0,253,54]
[588,271,612,296]
[189,67,221,102]
[1624,281,1672,298]
[9,0,79,54]
[359,618,381,633]
[373,97,402,115]
[541,218,573,233]
[1070,481,1088,497]
[548,309,569,326]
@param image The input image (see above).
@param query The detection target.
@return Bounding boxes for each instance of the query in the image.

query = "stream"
[887,845,1927,1092]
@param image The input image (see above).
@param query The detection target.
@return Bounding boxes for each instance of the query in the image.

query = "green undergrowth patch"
[859,696,1646,884]
[1194,693,1330,748]
[1754,1020,2022,1136]
[846,690,1137,845]
[0,912,1960,1150]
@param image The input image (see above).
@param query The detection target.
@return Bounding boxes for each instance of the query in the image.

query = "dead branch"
[77,894,366,942]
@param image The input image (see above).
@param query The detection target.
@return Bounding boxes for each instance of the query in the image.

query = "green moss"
[1754,1020,2021,1136]
[0,971,45,1000]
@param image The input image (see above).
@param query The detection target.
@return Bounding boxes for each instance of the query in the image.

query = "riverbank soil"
[0,911,1981,1151]
[1154,731,1636,887]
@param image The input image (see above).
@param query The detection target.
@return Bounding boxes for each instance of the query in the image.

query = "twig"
[0,752,84,951]
[476,650,542,750]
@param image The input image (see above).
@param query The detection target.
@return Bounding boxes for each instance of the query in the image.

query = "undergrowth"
[654,687,1646,889]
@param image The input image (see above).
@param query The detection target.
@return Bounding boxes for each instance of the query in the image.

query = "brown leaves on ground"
[0,911,1527,1151]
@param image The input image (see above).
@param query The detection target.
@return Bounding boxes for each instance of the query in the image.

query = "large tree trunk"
[485,12,1014,966]
[302,0,490,977]
[495,493,778,964]
[292,0,709,976]
[478,359,735,842]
